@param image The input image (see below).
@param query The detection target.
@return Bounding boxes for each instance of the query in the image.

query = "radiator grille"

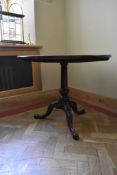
[0,66,14,91]
[0,56,33,91]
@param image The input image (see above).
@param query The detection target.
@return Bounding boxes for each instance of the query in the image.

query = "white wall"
[34,0,66,90]
[23,0,36,43]
[24,0,117,99]
[65,0,117,99]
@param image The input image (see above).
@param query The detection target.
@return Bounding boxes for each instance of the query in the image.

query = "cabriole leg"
[64,102,79,140]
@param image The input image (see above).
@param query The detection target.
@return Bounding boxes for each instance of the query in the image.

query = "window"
[0,0,24,44]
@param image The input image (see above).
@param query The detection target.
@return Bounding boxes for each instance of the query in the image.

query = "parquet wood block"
[0,108,117,174]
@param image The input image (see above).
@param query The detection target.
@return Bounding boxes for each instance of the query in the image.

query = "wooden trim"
[0,45,42,97]
[32,62,42,89]
[0,44,42,56]
[0,86,38,98]
[1,86,116,118]
[0,89,59,118]
[69,87,117,117]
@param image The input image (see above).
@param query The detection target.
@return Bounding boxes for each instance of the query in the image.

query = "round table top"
[18,54,111,63]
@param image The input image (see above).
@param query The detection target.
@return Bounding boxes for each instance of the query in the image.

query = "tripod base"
[34,97,85,140]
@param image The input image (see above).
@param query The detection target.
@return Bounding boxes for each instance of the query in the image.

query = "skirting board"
[0,88,116,118]
[0,89,59,118]
[69,87,117,118]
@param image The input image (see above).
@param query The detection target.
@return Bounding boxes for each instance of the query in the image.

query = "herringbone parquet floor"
[0,106,117,175]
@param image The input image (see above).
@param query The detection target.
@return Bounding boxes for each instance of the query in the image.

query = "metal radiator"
[0,66,14,91]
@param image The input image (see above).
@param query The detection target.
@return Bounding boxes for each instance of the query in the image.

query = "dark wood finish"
[18,54,111,140]
[0,11,25,17]
[19,54,111,63]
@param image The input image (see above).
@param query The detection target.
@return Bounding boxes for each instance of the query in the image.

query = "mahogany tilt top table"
[18,55,111,140]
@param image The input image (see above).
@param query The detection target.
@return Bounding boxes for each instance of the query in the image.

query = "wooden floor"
[0,106,117,175]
